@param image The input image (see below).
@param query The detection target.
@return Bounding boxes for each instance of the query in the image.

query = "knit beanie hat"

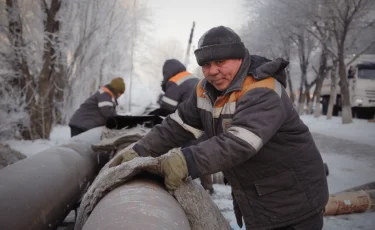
[109,77,125,94]
[194,26,246,66]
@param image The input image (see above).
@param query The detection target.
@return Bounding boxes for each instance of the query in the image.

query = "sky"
[147,0,246,56]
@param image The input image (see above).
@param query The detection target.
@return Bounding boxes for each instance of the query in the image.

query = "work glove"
[147,148,189,191]
[109,148,140,167]
[232,191,243,228]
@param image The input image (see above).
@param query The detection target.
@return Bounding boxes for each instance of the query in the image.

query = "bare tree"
[325,0,375,123]
[242,0,375,121]
[290,30,316,115]
[327,59,338,119]
[307,20,332,118]
[241,0,318,109]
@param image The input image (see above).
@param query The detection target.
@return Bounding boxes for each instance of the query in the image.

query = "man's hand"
[109,148,139,167]
[147,148,189,191]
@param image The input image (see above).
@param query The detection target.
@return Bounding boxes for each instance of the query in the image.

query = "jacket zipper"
[204,92,217,136]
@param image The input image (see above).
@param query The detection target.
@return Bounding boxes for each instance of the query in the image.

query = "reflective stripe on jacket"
[160,71,199,114]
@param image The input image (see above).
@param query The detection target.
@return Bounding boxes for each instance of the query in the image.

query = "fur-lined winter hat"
[194,26,246,66]
[109,77,125,94]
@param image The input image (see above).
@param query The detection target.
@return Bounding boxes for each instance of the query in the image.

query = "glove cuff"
[133,143,151,157]
[181,148,201,179]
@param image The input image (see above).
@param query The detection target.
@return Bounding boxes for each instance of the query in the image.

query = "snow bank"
[4,125,70,157]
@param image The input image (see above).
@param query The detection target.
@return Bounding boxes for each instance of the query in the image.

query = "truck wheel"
[324,163,329,176]
[356,108,375,119]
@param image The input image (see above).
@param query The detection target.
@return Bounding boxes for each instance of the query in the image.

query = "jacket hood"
[249,56,289,88]
[161,59,186,92]
[162,59,186,82]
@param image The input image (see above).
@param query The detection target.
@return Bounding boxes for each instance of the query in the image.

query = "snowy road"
[313,133,375,230]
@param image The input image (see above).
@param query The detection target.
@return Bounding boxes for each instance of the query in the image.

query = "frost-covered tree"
[1,0,62,139]
[61,0,151,121]
[0,0,151,140]
[135,38,185,95]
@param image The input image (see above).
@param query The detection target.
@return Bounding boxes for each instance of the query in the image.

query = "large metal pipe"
[82,176,191,230]
[0,127,102,230]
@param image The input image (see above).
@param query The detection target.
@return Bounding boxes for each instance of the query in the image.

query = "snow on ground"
[2,115,375,229]
[300,115,375,147]
[3,125,71,157]
[321,152,375,230]
[211,184,244,230]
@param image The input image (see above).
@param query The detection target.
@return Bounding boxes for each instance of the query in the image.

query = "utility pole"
[128,0,137,113]
[184,21,195,67]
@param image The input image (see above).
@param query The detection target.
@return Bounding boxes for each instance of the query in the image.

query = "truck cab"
[321,54,375,119]
[350,63,375,118]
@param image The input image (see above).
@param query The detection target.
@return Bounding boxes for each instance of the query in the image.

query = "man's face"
[202,59,242,91]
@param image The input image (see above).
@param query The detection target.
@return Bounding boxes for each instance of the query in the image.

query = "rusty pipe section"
[82,177,191,230]
[0,127,102,230]
[324,189,375,216]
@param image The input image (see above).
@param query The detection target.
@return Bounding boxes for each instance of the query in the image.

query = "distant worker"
[159,59,199,114]
[69,77,125,137]
[159,59,214,194]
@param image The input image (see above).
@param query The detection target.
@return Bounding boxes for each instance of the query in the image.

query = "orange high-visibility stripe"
[238,76,275,97]
[196,79,207,98]
[101,86,115,98]
[169,71,192,83]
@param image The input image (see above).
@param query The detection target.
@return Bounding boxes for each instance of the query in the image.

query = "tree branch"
[346,40,375,66]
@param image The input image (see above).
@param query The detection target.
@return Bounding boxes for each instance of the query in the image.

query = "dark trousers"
[274,211,323,230]
[69,126,86,137]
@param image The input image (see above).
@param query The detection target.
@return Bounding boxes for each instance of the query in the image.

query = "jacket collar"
[200,51,289,98]
[103,85,119,105]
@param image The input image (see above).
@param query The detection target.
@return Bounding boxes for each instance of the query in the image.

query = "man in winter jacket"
[157,59,214,194]
[69,77,125,137]
[111,26,328,230]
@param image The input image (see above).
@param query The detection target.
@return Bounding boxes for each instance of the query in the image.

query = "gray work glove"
[109,148,140,167]
[145,148,189,191]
